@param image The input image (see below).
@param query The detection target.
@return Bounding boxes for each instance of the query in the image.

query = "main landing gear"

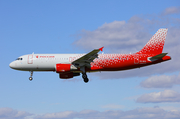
[82,72,89,83]
[29,71,33,81]
[80,67,89,83]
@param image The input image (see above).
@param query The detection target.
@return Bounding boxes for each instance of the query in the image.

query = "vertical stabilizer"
[136,28,168,54]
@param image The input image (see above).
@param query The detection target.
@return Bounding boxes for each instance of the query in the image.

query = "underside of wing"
[72,47,104,68]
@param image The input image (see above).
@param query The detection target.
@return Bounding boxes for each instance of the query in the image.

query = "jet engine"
[59,72,80,79]
[56,64,77,73]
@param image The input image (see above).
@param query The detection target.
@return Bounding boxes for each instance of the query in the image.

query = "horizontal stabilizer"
[149,53,168,61]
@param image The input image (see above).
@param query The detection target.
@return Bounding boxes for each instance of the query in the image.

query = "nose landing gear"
[29,71,33,81]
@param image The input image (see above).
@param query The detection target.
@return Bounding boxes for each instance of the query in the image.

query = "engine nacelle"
[56,64,77,73]
[59,72,80,79]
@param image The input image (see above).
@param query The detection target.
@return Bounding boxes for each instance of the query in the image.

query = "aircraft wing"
[72,47,104,68]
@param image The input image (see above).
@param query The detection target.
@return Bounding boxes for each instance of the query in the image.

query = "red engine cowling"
[56,64,71,73]
[56,64,79,79]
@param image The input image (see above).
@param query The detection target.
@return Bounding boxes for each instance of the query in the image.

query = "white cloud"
[33,107,180,119]
[1,107,180,119]
[74,17,150,54]
[35,111,76,119]
[140,73,180,88]
[136,90,180,103]
[0,107,32,119]
[160,106,180,112]
[162,6,180,15]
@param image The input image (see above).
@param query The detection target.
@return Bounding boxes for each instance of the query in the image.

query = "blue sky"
[1,0,180,119]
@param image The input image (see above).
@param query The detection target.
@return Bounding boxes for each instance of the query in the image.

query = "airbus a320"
[9,28,171,83]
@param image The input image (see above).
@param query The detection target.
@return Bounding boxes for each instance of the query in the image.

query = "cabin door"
[28,55,33,64]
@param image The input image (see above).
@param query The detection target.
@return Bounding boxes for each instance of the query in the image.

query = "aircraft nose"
[9,61,16,69]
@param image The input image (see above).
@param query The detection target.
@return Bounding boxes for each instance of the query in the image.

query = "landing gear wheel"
[29,77,33,81]
[84,78,89,83]
[29,71,33,81]
[82,73,89,83]
[82,73,87,79]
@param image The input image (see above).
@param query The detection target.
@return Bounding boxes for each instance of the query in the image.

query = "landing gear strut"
[29,71,33,81]
[82,73,89,83]
[80,67,89,83]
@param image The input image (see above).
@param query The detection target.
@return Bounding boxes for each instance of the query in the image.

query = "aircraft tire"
[82,73,89,83]
[82,74,87,79]
[84,78,89,83]
[29,77,33,81]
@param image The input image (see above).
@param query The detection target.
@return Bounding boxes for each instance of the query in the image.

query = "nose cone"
[9,61,16,69]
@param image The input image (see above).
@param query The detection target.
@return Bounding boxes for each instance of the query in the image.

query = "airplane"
[9,28,171,83]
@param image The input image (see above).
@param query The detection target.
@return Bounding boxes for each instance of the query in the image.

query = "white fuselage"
[9,54,85,71]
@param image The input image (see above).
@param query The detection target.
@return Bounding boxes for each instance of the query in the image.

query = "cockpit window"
[16,58,23,60]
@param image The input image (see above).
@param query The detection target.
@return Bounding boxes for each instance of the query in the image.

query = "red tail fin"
[136,28,168,54]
